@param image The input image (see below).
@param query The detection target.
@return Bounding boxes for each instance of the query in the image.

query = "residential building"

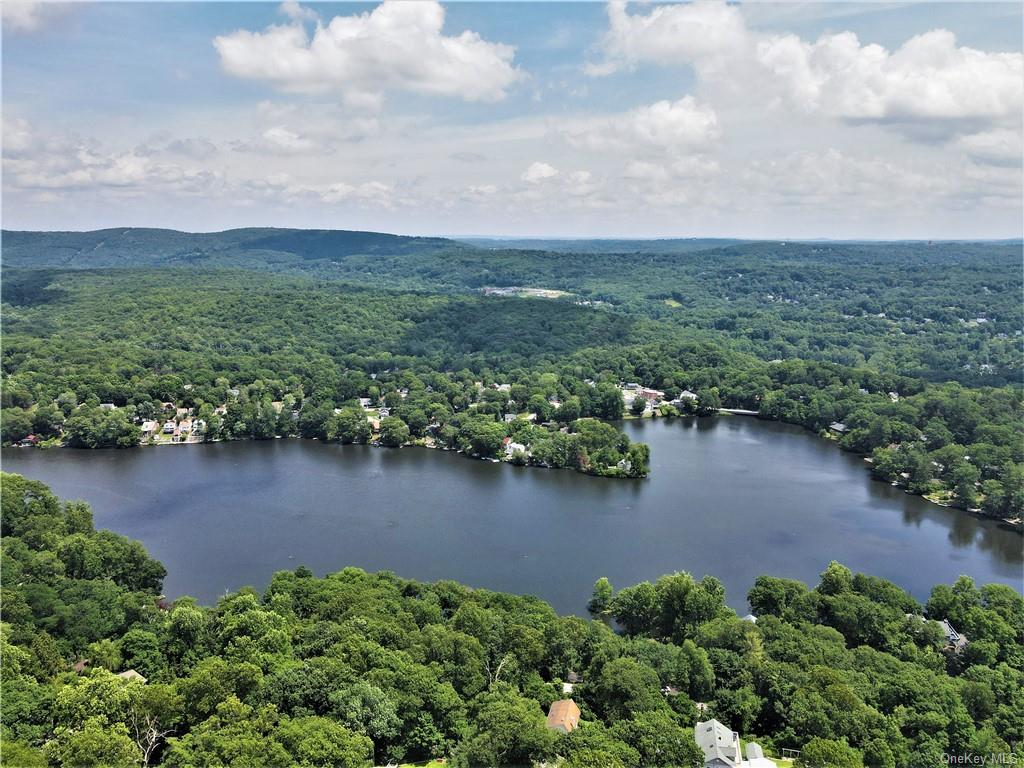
[695,719,741,766]
[545,699,580,734]
[695,718,777,767]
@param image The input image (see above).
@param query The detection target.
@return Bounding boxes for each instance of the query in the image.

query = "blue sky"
[3,1,1022,237]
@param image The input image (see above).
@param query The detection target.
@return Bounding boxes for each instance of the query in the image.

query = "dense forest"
[2,474,1022,767]
[2,227,1022,516]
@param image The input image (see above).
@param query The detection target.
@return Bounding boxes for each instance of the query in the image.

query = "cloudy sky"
[3,1,1022,238]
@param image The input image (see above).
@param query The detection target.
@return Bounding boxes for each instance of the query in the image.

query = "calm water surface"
[3,417,1020,613]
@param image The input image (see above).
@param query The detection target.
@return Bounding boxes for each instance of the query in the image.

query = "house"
[696,719,742,766]
[545,699,580,734]
[18,434,40,447]
[505,441,526,458]
[358,398,373,409]
[139,421,158,436]
[742,614,758,624]
[829,422,848,434]
[162,422,176,434]
[117,669,147,683]
[378,407,390,417]
[940,619,969,653]
[696,719,777,768]
[503,413,517,423]
[227,388,240,397]
[636,387,665,402]
[493,383,512,393]
[178,419,193,435]
[99,403,116,410]
[678,389,698,400]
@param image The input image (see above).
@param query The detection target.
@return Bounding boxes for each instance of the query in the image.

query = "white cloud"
[565,96,719,152]
[279,0,318,23]
[521,161,559,183]
[590,1,749,76]
[214,1,522,107]
[592,2,1024,139]
[2,2,46,31]
[2,117,35,155]
[756,29,1024,126]
[233,126,319,155]
[956,129,1022,166]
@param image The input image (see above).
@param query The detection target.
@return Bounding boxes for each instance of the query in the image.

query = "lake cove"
[3,416,1020,613]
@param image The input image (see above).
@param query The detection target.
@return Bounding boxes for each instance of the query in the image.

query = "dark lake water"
[3,416,1020,613]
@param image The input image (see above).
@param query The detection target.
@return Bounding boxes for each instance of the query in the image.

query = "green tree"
[589,577,614,615]
[379,416,410,447]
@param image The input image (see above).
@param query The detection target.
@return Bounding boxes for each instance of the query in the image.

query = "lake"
[3,416,1020,613]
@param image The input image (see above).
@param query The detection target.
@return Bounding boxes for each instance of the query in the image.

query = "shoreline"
[9,409,1020,531]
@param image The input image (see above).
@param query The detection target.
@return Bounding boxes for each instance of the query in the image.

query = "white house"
[695,719,777,768]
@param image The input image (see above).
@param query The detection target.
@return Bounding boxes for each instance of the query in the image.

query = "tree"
[2,408,35,443]
[589,577,614,615]
[630,397,648,417]
[449,686,555,768]
[589,658,666,722]
[163,697,291,768]
[44,718,141,768]
[379,416,410,447]
[275,716,374,768]
[613,582,659,636]
[591,383,625,420]
[610,710,704,768]
[798,737,863,768]
[329,408,371,444]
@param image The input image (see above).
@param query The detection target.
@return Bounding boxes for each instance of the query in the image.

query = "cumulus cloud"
[589,1,749,76]
[756,29,1023,126]
[214,1,522,107]
[565,96,719,153]
[521,161,559,183]
[591,1,1023,140]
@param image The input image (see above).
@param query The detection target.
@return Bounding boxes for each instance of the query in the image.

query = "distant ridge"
[1,227,463,270]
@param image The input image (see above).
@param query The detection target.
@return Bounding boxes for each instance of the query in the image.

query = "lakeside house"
[161,422,176,434]
[18,434,40,447]
[940,619,970,653]
[829,422,848,434]
[139,421,158,436]
[905,614,970,653]
[545,699,580,734]
[504,441,527,458]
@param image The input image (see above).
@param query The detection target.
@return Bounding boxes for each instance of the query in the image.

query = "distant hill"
[1,227,464,270]
[458,237,748,254]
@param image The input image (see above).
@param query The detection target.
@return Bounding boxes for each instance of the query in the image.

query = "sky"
[2,0,1022,238]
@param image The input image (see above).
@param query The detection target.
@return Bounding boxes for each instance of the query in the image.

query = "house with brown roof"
[546,699,580,734]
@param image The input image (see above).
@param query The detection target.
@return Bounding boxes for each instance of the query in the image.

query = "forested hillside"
[2,474,1022,768]
[4,230,1019,385]
[2,256,1022,515]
